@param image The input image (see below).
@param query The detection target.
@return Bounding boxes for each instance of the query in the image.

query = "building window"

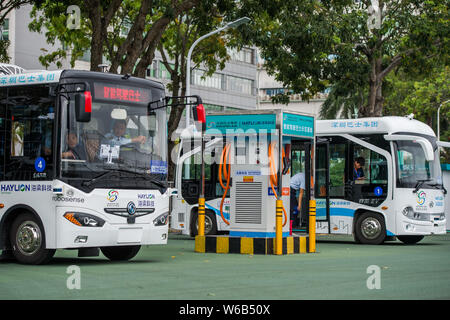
[204,104,224,112]
[159,62,173,80]
[228,47,254,64]
[192,69,223,90]
[146,60,158,78]
[1,19,9,41]
[226,75,253,95]
[264,88,293,97]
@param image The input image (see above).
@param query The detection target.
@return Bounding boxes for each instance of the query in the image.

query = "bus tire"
[9,213,55,265]
[191,210,217,236]
[100,245,141,261]
[354,212,386,245]
[397,235,424,245]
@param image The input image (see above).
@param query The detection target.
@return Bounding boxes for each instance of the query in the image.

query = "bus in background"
[171,116,448,245]
[0,69,170,264]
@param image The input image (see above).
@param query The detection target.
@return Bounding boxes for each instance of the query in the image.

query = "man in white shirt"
[105,119,146,147]
[290,172,305,227]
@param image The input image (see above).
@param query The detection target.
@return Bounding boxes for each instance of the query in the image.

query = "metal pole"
[186,26,227,128]
[275,126,283,255]
[198,122,206,237]
[185,17,250,128]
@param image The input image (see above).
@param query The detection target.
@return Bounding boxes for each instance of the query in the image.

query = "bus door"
[315,138,331,233]
[290,139,312,229]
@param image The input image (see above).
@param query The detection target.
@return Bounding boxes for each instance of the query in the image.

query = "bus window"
[349,144,388,206]
[329,143,346,197]
[395,139,441,188]
[5,85,54,180]
[181,149,213,204]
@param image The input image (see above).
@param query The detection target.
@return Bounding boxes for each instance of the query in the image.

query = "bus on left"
[0,67,170,264]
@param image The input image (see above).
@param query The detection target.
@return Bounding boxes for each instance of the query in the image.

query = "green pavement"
[1,233,449,300]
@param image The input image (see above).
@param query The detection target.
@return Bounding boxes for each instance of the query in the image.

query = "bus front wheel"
[190,210,217,237]
[100,245,141,261]
[397,235,424,244]
[354,212,386,245]
[9,213,55,264]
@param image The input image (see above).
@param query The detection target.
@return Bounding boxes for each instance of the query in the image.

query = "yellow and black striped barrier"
[195,235,311,255]
[197,197,206,236]
[194,199,317,255]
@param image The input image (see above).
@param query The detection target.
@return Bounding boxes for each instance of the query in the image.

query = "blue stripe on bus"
[317,207,355,217]
[205,203,230,220]
[207,203,396,236]
[229,231,291,238]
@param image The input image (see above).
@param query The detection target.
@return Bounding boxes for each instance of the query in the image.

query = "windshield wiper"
[412,179,432,193]
[81,167,167,191]
[116,167,167,189]
[81,169,125,187]
[428,182,448,194]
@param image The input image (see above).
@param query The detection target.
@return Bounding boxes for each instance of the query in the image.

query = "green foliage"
[384,66,450,161]
[240,0,449,117]
[29,0,90,68]
[0,40,10,63]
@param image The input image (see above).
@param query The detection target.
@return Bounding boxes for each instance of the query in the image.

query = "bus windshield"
[396,137,442,189]
[59,87,167,188]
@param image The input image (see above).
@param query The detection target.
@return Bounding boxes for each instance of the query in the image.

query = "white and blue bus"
[0,69,170,264]
[171,116,448,245]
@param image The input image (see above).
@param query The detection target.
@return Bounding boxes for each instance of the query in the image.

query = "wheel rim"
[197,215,213,234]
[16,221,42,256]
[360,217,382,240]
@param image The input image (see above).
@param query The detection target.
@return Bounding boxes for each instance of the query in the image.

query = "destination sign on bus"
[93,83,152,105]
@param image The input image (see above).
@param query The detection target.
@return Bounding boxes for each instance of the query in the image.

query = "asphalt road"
[0,233,449,300]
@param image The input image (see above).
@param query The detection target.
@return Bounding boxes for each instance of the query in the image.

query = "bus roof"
[0,69,165,90]
[317,116,436,137]
[0,69,62,86]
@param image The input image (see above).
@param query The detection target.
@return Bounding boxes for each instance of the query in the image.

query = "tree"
[30,0,199,75]
[384,66,450,161]
[241,0,449,117]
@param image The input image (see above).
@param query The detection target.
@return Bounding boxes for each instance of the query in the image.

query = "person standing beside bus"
[290,171,306,227]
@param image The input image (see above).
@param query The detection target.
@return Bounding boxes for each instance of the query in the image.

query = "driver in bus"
[104,119,146,147]
[353,156,366,181]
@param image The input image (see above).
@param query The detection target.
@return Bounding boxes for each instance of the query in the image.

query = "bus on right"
[315,116,448,244]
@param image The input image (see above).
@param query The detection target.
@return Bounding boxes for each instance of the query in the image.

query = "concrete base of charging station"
[195,234,312,255]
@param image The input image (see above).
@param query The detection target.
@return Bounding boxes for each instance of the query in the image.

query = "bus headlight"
[402,207,414,219]
[401,207,430,221]
[64,212,105,227]
[153,212,169,226]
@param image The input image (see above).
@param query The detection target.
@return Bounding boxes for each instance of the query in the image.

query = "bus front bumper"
[398,218,446,236]
[52,209,169,249]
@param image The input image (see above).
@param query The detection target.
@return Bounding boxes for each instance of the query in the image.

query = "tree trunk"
[364,57,384,117]
[88,3,103,72]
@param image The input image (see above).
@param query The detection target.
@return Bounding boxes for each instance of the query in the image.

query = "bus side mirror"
[75,91,92,122]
